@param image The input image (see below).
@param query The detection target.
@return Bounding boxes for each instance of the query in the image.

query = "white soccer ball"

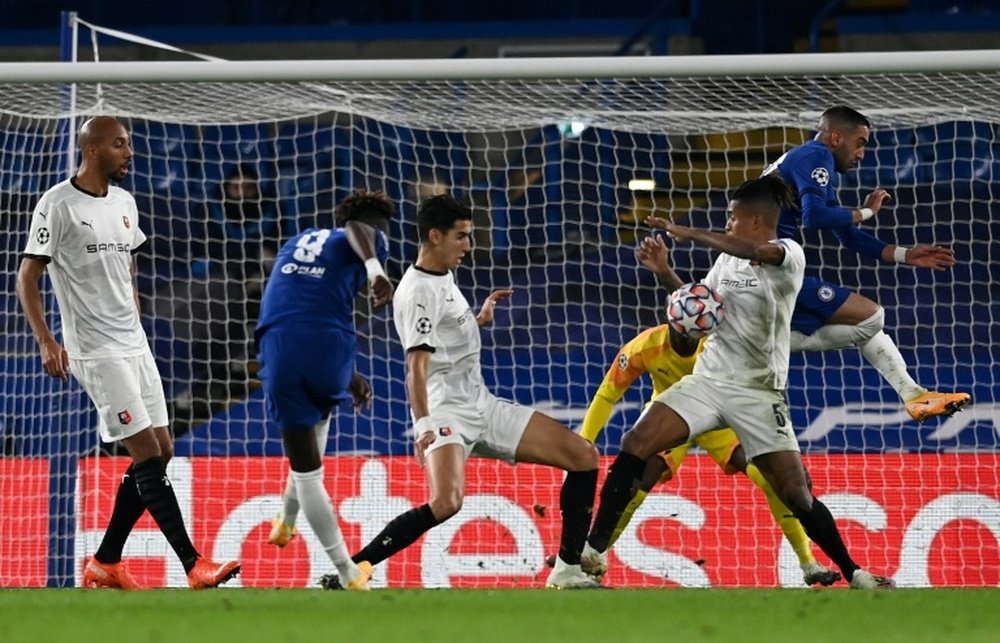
[666,282,725,339]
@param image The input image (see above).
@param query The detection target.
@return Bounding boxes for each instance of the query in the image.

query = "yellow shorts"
[655,427,741,484]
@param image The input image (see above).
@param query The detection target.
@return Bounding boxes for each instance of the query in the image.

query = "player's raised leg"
[791,289,970,421]
[514,411,599,589]
[349,443,463,569]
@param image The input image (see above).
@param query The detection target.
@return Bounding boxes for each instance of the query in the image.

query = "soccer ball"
[666,282,725,339]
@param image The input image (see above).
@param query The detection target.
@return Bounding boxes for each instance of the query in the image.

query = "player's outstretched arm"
[15,257,69,380]
[657,219,785,266]
[881,244,956,271]
[476,289,513,327]
[579,343,646,443]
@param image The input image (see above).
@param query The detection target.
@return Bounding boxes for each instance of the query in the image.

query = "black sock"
[352,503,440,566]
[558,469,597,565]
[94,465,146,565]
[133,458,200,573]
[795,496,859,581]
[587,452,646,553]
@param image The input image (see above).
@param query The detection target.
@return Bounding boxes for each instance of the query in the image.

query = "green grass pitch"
[4,588,999,642]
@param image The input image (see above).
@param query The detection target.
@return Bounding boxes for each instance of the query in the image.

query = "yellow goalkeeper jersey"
[580,324,703,443]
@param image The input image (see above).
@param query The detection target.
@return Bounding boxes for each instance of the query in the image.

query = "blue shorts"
[257,327,356,432]
[790,276,852,336]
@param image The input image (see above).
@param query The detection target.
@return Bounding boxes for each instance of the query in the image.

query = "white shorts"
[423,390,535,463]
[71,349,169,443]
[657,373,800,460]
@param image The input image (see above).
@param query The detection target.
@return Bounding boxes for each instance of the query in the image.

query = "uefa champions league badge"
[810,167,830,186]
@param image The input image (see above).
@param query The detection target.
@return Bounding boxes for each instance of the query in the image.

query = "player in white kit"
[16,116,239,589]
[337,194,600,589]
[583,175,894,589]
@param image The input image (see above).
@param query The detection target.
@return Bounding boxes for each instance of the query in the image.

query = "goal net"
[1,51,998,588]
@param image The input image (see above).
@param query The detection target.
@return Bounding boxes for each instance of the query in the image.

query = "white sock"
[278,472,300,527]
[859,330,926,402]
[290,467,358,581]
[790,325,863,352]
[278,417,331,528]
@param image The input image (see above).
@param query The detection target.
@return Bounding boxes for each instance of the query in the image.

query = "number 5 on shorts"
[771,402,787,428]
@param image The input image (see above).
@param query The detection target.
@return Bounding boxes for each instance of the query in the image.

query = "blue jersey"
[255,226,389,338]
[765,139,886,261]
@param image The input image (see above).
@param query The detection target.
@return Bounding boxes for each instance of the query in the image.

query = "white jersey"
[23,178,149,359]
[695,238,805,390]
[393,265,486,409]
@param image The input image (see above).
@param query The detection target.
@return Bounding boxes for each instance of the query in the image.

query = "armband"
[858,207,875,222]
[365,257,387,282]
[893,246,910,264]
[413,416,436,437]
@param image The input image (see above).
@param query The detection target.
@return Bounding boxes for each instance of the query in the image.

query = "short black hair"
[731,174,795,215]
[336,190,395,227]
[416,194,472,241]
[820,105,871,132]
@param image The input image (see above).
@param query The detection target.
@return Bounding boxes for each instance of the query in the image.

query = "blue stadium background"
[1,118,997,461]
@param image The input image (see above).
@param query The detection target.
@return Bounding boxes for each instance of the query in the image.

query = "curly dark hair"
[335,190,395,228]
[731,174,796,214]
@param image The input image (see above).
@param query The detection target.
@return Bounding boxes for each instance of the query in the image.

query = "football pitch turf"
[4,587,999,642]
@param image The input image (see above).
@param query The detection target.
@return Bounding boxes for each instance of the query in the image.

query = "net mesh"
[1,65,998,588]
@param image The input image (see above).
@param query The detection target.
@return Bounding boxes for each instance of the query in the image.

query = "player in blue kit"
[764,105,969,422]
[256,190,395,591]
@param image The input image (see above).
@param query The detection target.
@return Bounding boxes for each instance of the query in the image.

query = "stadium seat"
[855,128,922,188]
[0,128,53,194]
[128,154,191,196]
[199,123,279,193]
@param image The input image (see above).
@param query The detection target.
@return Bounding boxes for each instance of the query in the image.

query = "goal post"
[0,50,997,588]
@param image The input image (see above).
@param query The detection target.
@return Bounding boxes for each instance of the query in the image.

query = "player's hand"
[40,339,69,381]
[863,188,892,214]
[904,244,956,270]
[635,235,671,274]
[476,289,513,327]
[370,274,393,309]
[647,216,695,243]
[348,372,373,412]
[414,431,436,467]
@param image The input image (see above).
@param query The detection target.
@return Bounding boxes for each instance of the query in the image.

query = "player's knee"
[567,440,599,471]
[621,428,666,460]
[781,485,815,517]
[429,491,463,521]
[853,306,885,344]
[159,443,174,464]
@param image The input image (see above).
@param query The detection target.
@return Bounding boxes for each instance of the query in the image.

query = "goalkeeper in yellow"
[579,322,841,586]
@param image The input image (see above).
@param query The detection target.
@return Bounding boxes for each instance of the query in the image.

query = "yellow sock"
[608,488,649,548]
[745,463,814,566]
